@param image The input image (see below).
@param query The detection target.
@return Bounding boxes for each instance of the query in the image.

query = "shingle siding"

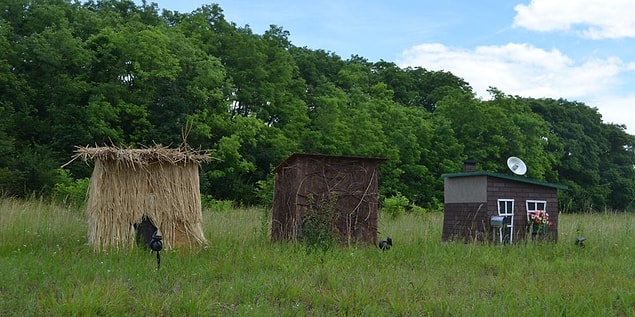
[443,173,562,243]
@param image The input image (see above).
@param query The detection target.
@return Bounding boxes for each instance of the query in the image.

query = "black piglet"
[378,236,392,251]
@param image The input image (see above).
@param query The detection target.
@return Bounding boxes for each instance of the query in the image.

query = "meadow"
[1,197,634,316]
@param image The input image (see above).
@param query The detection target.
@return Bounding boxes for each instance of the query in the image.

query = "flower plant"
[528,210,551,234]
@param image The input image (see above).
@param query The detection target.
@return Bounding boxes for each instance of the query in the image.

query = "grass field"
[1,197,634,316]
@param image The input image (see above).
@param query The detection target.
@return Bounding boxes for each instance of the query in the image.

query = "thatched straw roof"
[66,145,213,167]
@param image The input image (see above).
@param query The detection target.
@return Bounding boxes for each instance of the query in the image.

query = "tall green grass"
[1,198,634,316]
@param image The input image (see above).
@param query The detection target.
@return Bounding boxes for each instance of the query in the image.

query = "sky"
[141,0,635,134]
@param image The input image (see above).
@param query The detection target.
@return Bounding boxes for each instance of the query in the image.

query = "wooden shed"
[73,145,211,251]
[271,153,386,246]
[441,166,567,244]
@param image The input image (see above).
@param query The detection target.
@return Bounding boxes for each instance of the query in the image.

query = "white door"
[497,199,514,244]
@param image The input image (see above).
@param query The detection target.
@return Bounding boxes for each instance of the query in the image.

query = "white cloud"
[397,42,622,100]
[590,94,635,130]
[513,0,635,39]
[396,42,635,134]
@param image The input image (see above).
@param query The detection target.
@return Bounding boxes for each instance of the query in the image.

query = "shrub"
[201,195,233,211]
[301,194,338,253]
[409,204,427,216]
[382,192,409,219]
[53,169,89,207]
[255,177,274,207]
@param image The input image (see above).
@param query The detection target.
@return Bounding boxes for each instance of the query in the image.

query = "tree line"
[1,0,634,212]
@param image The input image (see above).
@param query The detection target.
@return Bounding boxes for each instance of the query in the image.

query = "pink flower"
[529,210,549,226]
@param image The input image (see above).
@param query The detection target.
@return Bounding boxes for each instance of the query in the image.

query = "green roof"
[441,170,568,190]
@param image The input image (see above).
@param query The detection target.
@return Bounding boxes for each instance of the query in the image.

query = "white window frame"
[497,199,514,244]
[526,200,547,221]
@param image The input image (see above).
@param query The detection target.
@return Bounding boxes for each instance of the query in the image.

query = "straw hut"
[73,145,212,251]
[271,153,386,246]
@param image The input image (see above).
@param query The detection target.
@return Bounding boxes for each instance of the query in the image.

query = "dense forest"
[1,0,634,212]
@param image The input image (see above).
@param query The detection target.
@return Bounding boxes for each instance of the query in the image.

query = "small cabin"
[271,153,386,246]
[441,164,567,243]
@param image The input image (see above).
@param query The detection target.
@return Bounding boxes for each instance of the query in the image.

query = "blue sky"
[143,0,635,134]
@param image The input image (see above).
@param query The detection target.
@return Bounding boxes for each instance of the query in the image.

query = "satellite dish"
[507,156,527,175]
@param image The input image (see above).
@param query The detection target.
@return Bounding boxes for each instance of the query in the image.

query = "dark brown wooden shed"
[272,153,386,246]
[441,169,567,244]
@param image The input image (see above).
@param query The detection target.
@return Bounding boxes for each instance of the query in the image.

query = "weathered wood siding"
[486,178,559,242]
[272,153,385,246]
[443,174,560,243]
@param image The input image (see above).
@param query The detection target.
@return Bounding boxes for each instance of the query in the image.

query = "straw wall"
[80,146,209,251]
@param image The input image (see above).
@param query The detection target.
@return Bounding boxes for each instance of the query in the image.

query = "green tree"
[301,82,353,154]
[373,62,474,112]
[2,0,634,210]
[0,21,19,169]
[484,88,557,180]
[528,98,617,212]
[600,124,635,211]
[436,88,554,179]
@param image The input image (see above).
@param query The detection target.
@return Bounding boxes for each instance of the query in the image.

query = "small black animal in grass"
[576,236,586,248]
[378,236,392,251]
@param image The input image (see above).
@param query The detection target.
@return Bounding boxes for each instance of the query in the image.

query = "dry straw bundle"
[73,145,212,251]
